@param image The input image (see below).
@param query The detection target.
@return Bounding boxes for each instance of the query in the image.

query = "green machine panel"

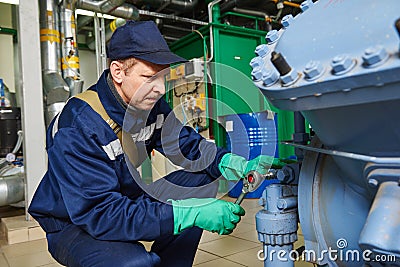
[212,24,268,116]
[169,21,295,158]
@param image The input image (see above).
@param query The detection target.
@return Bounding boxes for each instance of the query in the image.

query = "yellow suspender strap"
[74,90,122,142]
[74,90,141,167]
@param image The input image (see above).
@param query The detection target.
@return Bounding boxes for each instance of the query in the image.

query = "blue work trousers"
[46,170,219,267]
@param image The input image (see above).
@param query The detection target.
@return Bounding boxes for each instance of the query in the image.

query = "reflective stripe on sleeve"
[102,139,124,160]
[52,113,61,138]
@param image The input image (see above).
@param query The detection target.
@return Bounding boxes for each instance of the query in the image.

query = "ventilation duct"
[76,0,140,20]
[77,0,125,13]
[0,174,24,207]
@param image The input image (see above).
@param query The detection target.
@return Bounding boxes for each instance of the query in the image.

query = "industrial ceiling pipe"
[132,0,199,14]
[76,0,140,20]
[231,7,269,20]
[108,4,140,20]
[76,0,125,13]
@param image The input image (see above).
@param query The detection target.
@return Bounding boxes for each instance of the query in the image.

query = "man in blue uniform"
[29,20,273,267]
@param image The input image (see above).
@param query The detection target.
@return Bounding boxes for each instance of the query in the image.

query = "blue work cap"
[107,20,187,65]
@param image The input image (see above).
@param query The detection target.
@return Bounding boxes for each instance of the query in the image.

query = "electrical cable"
[11,130,23,154]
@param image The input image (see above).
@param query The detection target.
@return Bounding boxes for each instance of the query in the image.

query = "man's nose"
[152,80,166,95]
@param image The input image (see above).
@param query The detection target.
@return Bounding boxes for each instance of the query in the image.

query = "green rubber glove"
[170,198,245,235]
[218,153,287,181]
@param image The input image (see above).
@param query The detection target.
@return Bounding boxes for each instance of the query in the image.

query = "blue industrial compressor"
[250,0,400,266]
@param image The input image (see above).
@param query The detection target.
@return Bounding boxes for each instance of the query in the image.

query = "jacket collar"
[95,69,126,126]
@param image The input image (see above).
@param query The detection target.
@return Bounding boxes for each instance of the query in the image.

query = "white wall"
[0,3,16,93]
[79,49,99,90]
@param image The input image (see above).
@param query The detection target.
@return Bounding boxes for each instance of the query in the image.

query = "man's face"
[117,59,168,110]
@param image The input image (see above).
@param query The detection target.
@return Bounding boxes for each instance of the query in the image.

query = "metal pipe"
[0,175,24,206]
[59,2,85,100]
[164,36,180,42]
[219,0,237,14]
[207,0,222,62]
[60,3,83,92]
[232,7,269,19]
[39,0,63,78]
[135,0,199,13]
[168,0,198,12]
[138,9,207,26]
[76,0,125,13]
[108,4,140,20]
[39,0,70,125]
[76,0,140,20]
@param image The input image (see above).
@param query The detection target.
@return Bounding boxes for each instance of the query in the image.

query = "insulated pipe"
[39,0,70,125]
[76,0,126,13]
[109,4,140,20]
[76,1,140,20]
[60,2,84,97]
[0,175,24,206]
[39,0,62,75]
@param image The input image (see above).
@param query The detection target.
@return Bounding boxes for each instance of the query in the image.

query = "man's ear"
[109,61,123,84]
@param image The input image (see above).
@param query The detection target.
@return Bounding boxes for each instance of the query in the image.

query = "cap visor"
[135,51,188,65]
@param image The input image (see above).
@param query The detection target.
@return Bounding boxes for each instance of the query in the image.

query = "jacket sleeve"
[150,100,228,179]
[48,125,173,242]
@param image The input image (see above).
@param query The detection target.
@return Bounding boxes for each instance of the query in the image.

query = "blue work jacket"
[28,70,227,242]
